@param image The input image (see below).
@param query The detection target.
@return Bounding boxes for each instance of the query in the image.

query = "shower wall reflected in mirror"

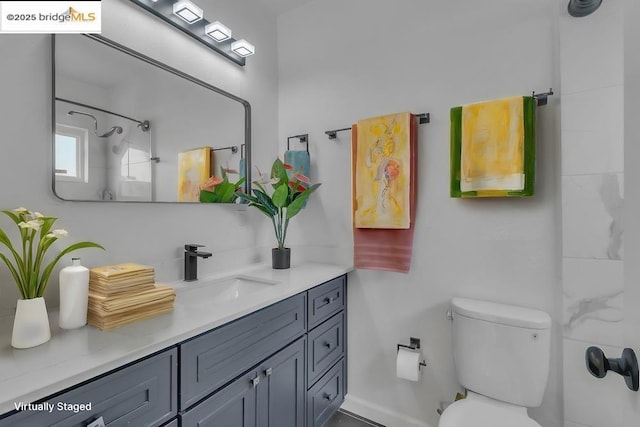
[53,34,251,203]
[55,99,153,201]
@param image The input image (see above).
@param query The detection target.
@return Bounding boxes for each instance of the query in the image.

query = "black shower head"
[568,0,603,17]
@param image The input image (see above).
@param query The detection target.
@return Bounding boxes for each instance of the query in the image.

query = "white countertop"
[0,262,353,415]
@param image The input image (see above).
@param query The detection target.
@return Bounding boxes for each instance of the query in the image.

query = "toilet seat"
[438,393,541,427]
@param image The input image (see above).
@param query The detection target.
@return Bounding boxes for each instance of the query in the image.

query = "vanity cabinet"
[181,337,305,427]
[305,276,346,427]
[0,274,347,427]
[180,293,306,409]
[0,348,177,427]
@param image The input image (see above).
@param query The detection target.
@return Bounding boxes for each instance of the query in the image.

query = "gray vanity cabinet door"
[181,369,259,427]
[257,337,305,427]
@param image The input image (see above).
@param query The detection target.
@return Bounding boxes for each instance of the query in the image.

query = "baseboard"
[341,394,433,427]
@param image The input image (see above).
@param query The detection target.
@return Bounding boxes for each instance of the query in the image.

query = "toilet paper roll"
[396,347,421,381]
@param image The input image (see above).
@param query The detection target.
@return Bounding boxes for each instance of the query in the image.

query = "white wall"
[558,1,630,426]
[278,1,562,426]
[623,0,640,424]
[0,0,279,308]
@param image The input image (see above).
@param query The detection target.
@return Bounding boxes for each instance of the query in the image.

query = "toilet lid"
[439,398,541,427]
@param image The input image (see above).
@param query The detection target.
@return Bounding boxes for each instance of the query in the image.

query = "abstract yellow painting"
[354,112,411,229]
[451,96,536,197]
[177,147,211,202]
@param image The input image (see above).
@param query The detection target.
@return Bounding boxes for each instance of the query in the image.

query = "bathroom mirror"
[52,34,251,202]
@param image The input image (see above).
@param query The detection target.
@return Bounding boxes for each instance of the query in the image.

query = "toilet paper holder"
[397,337,427,369]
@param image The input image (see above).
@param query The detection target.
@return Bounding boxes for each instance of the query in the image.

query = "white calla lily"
[18,220,44,231]
[0,207,103,299]
[51,229,68,238]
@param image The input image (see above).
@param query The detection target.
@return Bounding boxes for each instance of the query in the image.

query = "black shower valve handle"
[585,346,639,391]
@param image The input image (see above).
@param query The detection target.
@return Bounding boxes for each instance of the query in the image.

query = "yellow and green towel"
[450,96,535,197]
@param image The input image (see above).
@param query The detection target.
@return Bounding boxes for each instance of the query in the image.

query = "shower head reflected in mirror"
[112,139,130,155]
[67,110,123,137]
[568,0,602,17]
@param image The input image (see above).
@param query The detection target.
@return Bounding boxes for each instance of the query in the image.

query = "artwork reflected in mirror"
[53,34,250,202]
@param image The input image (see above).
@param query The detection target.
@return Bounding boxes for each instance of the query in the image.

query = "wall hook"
[585,346,639,391]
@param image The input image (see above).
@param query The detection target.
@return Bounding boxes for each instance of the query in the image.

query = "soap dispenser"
[59,257,90,329]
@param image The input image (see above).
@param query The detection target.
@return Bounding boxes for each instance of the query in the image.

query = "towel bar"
[287,133,309,152]
[325,112,430,140]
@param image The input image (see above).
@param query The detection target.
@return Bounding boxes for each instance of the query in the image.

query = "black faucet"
[184,244,212,281]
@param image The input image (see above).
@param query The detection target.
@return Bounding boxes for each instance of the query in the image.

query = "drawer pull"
[323,341,334,349]
[323,296,337,305]
[86,417,106,427]
[323,392,333,401]
[250,376,260,388]
[264,367,273,377]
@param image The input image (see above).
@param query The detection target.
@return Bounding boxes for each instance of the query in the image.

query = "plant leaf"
[253,189,278,215]
[286,183,321,219]
[217,181,237,203]
[271,158,289,188]
[2,210,23,226]
[271,184,289,208]
[0,252,25,299]
[0,227,26,283]
[235,192,261,205]
[199,189,220,203]
[251,202,277,218]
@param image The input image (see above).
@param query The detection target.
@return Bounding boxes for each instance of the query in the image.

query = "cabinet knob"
[323,296,336,305]
[323,341,334,349]
[323,392,333,401]
[250,376,260,388]
[264,367,273,377]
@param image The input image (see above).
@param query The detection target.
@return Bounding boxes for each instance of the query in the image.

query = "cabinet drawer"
[307,359,344,427]
[0,348,177,427]
[307,312,344,387]
[307,276,345,329]
[180,294,306,409]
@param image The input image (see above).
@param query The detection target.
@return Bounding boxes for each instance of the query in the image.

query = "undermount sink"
[179,275,279,303]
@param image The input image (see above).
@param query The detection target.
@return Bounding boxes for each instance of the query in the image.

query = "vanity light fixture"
[172,0,203,24]
[231,39,255,57]
[205,21,232,42]
[130,0,255,66]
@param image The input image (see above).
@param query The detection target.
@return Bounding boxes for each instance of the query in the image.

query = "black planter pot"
[272,248,291,269]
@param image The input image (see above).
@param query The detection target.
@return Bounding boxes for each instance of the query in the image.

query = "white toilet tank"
[450,297,552,407]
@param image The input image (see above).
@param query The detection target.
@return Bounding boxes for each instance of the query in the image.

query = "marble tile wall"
[560,0,629,425]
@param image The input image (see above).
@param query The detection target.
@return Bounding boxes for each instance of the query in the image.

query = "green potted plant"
[199,167,246,203]
[236,159,320,269]
[0,208,104,348]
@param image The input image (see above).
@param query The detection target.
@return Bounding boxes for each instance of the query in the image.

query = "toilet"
[439,297,552,427]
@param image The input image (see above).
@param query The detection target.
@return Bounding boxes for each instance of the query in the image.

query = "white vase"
[59,258,90,329]
[11,297,51,349]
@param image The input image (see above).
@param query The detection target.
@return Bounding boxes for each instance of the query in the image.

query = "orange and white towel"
[352,113,417,273]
